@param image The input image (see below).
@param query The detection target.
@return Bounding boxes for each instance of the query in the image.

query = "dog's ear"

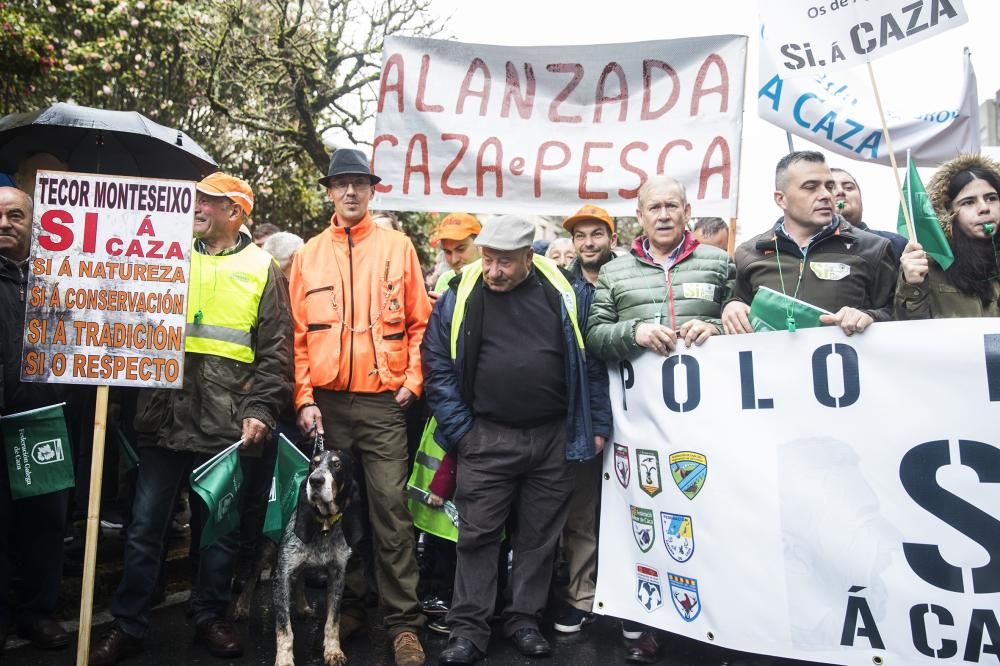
[334,452,355,511]
[292,477,317,544]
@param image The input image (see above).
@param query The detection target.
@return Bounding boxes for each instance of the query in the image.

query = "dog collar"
[317,512,342,532]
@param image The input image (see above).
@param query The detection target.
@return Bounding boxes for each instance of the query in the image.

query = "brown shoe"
[393,630,425,666]
[89,626,144,665]
[339,614,367,641]
[625,630,661,664]
[195,619,243,658]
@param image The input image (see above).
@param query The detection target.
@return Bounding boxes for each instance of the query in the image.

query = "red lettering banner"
[372,35,747,218]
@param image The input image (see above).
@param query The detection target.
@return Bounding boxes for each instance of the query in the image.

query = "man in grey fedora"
[288,148,431,666]
[421,215,609,665]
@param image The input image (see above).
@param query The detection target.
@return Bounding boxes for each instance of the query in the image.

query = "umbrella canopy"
[0,102,217,181]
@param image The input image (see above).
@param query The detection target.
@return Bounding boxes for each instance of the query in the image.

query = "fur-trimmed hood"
[927,153,1000,238]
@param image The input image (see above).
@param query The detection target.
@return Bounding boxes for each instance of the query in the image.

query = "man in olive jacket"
[587,175,735,363]
[90,174,292,665]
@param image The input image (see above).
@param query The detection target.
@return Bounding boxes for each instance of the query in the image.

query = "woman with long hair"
[895,154,1000,319]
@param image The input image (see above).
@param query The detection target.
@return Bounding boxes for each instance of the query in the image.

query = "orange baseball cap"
[562,204,614,233]
[431,212,481,246]
[196,172,254,216]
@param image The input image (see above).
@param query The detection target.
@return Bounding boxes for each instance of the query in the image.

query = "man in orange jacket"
[288,148,431,666]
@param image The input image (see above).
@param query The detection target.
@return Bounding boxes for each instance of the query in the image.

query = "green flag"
[116,430,139,472]
[2,403,74,500]
[898,157,954,271]
[190,442,243,549]
[748,286,830,333]
[262,434,310,543]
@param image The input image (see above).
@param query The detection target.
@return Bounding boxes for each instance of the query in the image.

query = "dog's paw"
[275,654,295,666]
[324,648,347,666]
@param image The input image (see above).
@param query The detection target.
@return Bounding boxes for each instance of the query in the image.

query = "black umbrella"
[0,102,217,181]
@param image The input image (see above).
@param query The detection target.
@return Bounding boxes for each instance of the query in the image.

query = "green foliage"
[0,0,442,258]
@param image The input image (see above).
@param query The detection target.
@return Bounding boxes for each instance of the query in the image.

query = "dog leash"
[308,422,325,457]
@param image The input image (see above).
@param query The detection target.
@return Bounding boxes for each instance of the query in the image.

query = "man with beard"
[896,154,1000,318]
[552,205,617,634]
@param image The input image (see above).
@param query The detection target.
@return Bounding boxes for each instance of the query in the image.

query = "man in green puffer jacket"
[585,176,734,663]
[587,175,735,363]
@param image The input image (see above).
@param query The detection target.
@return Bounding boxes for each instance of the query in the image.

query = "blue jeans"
[111,447,243,638]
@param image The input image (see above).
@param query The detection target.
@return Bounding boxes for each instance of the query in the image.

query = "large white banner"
[759,0,968,76]
[372,35,747,218]
[596,319,1000,665]
[758,47,980,166]
[21,170,194,388]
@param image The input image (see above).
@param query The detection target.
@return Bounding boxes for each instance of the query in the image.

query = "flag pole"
[906,149,919,245]
[866,60,916,240]
[727,218,737,257]
[76,384,109,666]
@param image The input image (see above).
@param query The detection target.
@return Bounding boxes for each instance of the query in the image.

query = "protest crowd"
[1,3,998,663]
[2,138,998,666]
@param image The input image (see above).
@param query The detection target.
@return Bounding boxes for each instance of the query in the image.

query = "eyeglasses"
[329,177,372,193]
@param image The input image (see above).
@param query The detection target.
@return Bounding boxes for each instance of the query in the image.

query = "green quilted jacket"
[586,233,735,362]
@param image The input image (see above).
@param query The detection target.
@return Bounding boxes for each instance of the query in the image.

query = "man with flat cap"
[91,172,293,664]
[288,148,431,666]
[422,215,608,665]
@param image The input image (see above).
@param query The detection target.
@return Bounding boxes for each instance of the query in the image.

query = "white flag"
[759,0,968,77]
[757,47,980,166]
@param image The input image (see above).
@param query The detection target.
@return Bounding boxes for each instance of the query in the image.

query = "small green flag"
[262,434,310,543]
[898,157,954,271]
[749,286,830,333]
[2,403,74,500]
[116,430,139,471]
[190,442,243,549]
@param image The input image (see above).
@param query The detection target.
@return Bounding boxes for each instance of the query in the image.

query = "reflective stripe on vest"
[449,255,584,359]
[186,243,273,363]
[405,418,459,542]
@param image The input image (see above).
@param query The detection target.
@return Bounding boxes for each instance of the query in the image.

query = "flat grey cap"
[474,215,535,251]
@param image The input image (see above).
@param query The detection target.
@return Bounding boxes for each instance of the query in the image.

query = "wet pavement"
[3,580,838,666]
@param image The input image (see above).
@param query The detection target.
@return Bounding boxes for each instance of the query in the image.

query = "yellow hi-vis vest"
[185,243,273,363]
[406,255,582,542]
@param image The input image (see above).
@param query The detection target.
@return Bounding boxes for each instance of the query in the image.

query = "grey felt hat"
[474,215,536,251]
[318,148,382,187]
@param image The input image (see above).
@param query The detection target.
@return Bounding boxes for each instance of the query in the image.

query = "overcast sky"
[362,0,1000,240]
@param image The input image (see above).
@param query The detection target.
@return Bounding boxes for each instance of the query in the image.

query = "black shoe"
[553,606,595,633]
[625,631,661,664]
[89,626,144,665]
[509,627,551,657]
[194,619,243,658]
[438,636,484,665]
[427,616,450,636]
[421,595,450,617]
[18,617,69,650]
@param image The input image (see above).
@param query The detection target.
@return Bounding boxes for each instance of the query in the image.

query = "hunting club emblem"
[636,448,662,497]
[630,505,654,553]
[668,573,701,621]
[669,451,707,500]
[635,564,663,613]
[661,512,694,563]
[614,443,630,488]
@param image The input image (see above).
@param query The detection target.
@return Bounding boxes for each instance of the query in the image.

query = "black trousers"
[448,418,574,653]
